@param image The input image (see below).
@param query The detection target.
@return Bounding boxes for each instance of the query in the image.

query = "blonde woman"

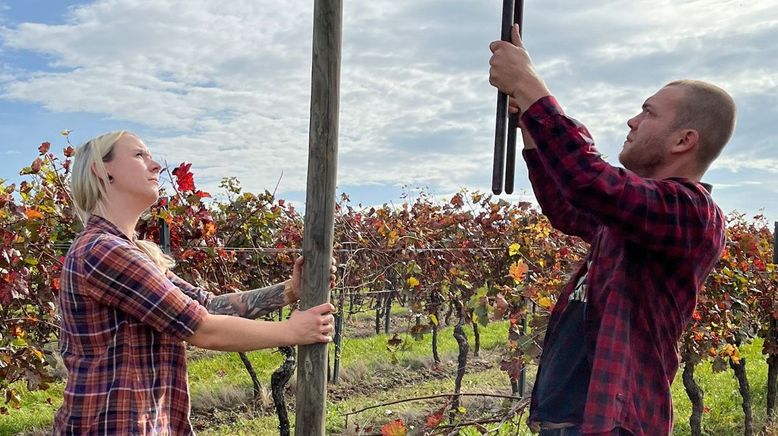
[54,131,335,435]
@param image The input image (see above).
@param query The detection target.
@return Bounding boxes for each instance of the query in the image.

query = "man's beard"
[618,138,666,178]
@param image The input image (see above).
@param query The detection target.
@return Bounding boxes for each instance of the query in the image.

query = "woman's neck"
[94,204,141,240]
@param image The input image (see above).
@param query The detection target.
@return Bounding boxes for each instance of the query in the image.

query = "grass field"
[0,310,773,435]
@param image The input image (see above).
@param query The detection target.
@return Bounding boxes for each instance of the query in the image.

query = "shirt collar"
[87,215,132,241]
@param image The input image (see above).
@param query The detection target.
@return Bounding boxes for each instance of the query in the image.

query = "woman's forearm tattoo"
[205,282,289,319]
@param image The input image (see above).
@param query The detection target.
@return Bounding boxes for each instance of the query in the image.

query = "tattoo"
[205,282,289,319]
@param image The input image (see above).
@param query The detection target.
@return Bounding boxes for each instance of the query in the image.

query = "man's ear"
[671,129,699,154]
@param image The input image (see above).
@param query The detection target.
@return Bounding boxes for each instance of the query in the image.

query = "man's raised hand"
[489,24,550,113]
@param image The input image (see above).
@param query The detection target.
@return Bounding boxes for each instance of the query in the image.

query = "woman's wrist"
[283,280,299,305]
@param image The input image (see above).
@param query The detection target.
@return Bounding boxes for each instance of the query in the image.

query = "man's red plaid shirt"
[522,96,725,436]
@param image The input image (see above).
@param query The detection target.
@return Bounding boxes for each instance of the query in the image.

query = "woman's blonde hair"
[71,131,174,271]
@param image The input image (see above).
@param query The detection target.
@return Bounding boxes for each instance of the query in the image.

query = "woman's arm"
[205,281,294,319]
[187,302,335,351]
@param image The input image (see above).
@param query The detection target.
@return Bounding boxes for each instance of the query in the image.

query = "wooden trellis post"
[294,0,342,434]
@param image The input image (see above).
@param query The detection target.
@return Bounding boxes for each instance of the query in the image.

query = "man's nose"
[627,115,639,130]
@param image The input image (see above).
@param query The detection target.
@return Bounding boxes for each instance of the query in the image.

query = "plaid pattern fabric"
[53,216,209,435]
[522,97,725,436]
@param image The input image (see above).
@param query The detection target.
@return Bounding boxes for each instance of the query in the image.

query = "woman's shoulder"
[67,225,133,261]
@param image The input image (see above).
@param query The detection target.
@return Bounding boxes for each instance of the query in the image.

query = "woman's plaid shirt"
[53,216,210,435]
[521,97,725,436]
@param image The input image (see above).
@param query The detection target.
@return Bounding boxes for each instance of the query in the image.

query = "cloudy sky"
[1,0,777,224]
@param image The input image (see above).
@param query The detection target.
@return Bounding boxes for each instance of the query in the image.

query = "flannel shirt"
[522,96,725,435]
[54,215,210,435]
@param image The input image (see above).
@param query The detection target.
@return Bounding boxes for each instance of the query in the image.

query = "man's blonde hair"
[666,80,736,173]
[71,131,173,270]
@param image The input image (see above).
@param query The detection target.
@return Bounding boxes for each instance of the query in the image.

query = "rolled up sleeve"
[83,237,207,340]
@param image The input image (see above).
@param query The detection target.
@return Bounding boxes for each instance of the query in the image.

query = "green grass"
[1,319,773,436]
[0,383,64,435]
[671,338,769,435]
[201,366,530,436]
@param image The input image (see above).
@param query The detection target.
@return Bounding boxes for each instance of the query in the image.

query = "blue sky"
[1,0,777,223]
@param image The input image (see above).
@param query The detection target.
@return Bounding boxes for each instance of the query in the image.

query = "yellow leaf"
[508,243,521,257]
[387,229,399,248]
[408,277,420,288]
[538,297,552,309]
[731,348,741,364]
[509,260,528,283]
[429,314,438,326]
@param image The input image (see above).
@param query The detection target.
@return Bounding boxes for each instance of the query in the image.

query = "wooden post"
[294,0,342,434]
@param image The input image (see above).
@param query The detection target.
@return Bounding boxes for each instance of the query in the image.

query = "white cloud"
[0,0,777,221]
[711,156,778,173]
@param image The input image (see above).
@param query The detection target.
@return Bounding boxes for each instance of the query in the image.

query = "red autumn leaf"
[381,419,407,436]
[194,190,211,199]
[63,146,75,157]
[30,158,43,174]
[500,357,523,381]
[172,162,195,192]
[494,293,509,318]
[38,142,50,155]
[425,410,444,428]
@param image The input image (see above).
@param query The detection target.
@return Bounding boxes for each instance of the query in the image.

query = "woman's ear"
[91,162,112,184]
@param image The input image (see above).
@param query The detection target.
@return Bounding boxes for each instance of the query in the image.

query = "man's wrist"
[514,92,550,114]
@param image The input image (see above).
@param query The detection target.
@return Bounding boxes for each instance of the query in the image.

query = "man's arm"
[205,282,294,319]
[521,128,599,243]
[520,97,721,257]
[490,25,722,257]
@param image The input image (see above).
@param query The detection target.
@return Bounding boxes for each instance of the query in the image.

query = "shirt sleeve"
[521,96,722,258]
[523,148,599,243]
[83,236,207,340]
[165,270,214,307]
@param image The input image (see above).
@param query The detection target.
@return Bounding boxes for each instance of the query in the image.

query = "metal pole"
[491,0,514,195]
[158,197,171,254]
[503,0,524,195]
[294,0,342,434]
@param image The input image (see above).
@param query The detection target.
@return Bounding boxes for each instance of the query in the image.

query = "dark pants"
[539,427,631,436]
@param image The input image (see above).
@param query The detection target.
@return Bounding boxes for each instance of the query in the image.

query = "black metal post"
[492,0,514,195]
[492,0,525,195]
[158,197,171,254]
[503,0,524,195]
